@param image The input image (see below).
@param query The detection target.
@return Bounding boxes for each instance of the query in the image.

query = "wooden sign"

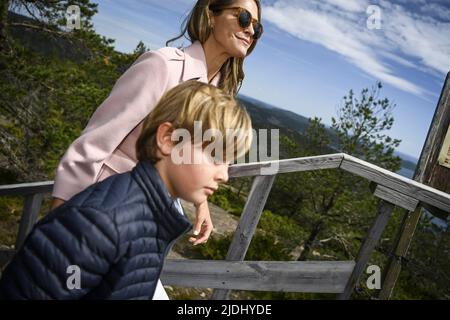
[438,125,450,169]
[414,72,450,219]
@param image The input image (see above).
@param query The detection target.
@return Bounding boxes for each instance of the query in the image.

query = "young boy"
[0,81,253,300]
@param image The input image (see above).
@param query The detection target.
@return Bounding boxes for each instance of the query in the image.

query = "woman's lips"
[236,36,251,47]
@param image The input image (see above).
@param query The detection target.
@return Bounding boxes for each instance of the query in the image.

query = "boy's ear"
[156,122,174,157]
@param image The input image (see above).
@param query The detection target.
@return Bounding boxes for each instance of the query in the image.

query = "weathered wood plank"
[378,206,422,300]
[338,200,395,300]
[341,154,450,212]
[229,153,344,177]
[0,181,54,196]
[0,249,15,270]
[15,193,44,250]
[0,251,355,294]
[372,184,419,212]
[379,73,450,299]
[161,260,355,293]
[212,175,276,300]
[225,175,276,261]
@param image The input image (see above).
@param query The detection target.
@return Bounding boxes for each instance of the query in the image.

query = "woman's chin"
[226,45,248,58]
[231,49,247,58]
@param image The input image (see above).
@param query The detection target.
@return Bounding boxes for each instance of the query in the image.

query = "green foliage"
[0,2,142,182]
[196,235,230,260]
[258,210,306,250]
[208,185,246,217]
[195,210,303,262]
[331,82,402,171]
[196,232,291,262]
[0,197,22,246]
[246,232,291,261]
[208,194,230,211]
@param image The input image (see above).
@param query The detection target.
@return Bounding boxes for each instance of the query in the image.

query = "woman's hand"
[189,201,214,245]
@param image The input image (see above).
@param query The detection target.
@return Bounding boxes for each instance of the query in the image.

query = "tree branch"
[10,21,68,37]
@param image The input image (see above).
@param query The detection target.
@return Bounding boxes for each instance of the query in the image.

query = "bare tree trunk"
[237,180,245,198]
[289,195,303,217]
[297,221,322,261]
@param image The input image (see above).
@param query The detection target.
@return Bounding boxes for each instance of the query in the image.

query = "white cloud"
[262,0,450,97]
[421,3,450,21]
[321,0,369,13]
[383,6,450,75]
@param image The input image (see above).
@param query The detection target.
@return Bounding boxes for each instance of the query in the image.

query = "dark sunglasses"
[212,6,263,40]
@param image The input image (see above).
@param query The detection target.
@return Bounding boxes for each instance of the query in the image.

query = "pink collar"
[182,41,221,86]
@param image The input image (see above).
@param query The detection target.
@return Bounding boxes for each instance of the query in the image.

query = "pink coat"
[52,41,221,200]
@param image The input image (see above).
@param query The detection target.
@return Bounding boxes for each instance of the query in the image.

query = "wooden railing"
[1,153,449,299]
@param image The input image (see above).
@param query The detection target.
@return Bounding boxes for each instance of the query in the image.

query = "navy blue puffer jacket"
[0,161,192,300]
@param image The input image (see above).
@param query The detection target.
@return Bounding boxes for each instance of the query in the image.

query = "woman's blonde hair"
[166,0,262,96]
[136,81,253,164]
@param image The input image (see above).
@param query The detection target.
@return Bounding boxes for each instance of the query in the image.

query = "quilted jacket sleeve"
[0,205,119,300]
[52,50,170,201]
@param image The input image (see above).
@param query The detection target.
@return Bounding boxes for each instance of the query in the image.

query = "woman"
[51,0,263,299]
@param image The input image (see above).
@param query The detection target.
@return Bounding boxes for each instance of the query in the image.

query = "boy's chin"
[180,195,207,207]
[195,196,209,206]
[193,197,208,207]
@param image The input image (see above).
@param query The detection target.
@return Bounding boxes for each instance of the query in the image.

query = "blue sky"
[90,0,450,159]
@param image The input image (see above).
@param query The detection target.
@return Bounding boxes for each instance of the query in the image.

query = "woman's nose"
[245,23,255,37]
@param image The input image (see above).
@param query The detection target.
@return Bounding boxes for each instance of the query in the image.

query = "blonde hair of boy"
[136,80,253,164]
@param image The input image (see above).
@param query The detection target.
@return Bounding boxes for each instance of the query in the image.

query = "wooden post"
[338,199,395,300]
[15,193,44,250]
[378,206,421,299]
[211,175,276,300]
[379,72,450,299]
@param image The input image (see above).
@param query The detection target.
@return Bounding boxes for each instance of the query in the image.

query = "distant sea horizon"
[238,93,420,179]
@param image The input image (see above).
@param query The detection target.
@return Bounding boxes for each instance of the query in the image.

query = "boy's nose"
[216,164,229,183]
